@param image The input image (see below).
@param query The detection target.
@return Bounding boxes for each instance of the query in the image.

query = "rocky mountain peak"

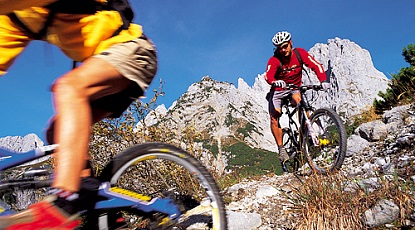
[150,38,390,155]
[307,37,390,117]
[0,134,44,152]
[1,38,386,174]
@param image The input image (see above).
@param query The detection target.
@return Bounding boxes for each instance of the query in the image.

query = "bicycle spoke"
[91,143,227,230]
[303,109,346,174]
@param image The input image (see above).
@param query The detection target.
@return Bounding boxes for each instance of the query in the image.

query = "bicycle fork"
[302,110,326,147]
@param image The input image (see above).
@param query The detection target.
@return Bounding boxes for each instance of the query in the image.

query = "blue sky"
[0,0,414,141]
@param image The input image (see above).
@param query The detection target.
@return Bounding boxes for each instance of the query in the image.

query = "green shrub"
[224,142,283,176]
[374,44,415,113]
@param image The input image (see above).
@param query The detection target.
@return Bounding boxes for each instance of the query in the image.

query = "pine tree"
[374,44,415,113]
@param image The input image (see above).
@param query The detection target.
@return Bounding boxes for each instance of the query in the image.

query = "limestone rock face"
[0,134,44,152]
[138,38,390,156]
[306,37,389,118]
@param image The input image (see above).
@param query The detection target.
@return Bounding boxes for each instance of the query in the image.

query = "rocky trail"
[225,103,415,229]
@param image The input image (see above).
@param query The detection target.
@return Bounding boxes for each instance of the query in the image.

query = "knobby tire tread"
[96,142,228,230]
[303,108,347,174]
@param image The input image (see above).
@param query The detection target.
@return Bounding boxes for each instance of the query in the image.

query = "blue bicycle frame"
[0,145,181,219]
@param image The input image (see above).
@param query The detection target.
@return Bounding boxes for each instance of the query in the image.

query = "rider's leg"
[291,91,311,117]
[270,110,283,146]
[51,57,134,192]
[268,92,289,162]
[270,112,289,162]
[291,91,311,122]
[52,36,157,192]
[291,91,301,105]
[0,58,128,229]
[46,108,111,145]
[45,108,112,178]
[0,36,157,230]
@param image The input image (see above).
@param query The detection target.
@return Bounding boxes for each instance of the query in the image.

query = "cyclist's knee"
[272,107,282,116]
[270,114,281,128]
[52,74,88,99]
[291,92,301,105]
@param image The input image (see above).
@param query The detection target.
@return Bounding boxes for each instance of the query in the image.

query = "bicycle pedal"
[109,187,152,201]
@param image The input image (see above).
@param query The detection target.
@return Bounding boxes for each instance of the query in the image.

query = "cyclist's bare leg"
[46,108,112,178]
[270,108,283,146]
[46,108,111,144]
[291,92,312,118]
[0,58,128,228]
[51,57,134,192]
[291,91,301,106]
[270,109,290,162]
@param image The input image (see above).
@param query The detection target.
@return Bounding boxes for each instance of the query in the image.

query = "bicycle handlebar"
[284,84,323,92]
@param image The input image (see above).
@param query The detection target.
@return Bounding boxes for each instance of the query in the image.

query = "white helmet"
[272,31,291,46]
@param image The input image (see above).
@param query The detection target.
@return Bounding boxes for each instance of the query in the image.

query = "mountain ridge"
[144,37,389,151]
[1,37,390,176]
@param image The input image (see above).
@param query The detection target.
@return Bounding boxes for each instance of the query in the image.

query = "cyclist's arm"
[265,57,280,85]
[297,48,327,82]
[0,15,31,76]
[0,0,56,15]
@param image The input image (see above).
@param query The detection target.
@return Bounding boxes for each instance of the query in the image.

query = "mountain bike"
[280,84,347,174]
[0,142,228,229]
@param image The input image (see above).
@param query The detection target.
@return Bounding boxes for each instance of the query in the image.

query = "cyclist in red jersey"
[265,31,330,164]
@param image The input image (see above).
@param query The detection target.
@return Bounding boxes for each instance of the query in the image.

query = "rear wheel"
[90,143,228,230]
[302,108,347,174]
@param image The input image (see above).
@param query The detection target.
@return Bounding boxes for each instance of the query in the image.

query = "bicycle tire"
[88,142,228,230]
[281,128,299,173]
[302,108,347,174]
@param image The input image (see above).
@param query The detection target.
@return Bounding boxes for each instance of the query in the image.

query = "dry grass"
[289,173,365,230]
[288,173,415,229]
[356,106,382,123]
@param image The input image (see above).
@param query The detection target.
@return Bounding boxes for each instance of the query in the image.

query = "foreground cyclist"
[0,0,157,228]
[265,31,329,165]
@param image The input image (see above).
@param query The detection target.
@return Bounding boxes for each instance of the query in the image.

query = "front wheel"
[91,143,228,230]
[302,108,347,174]
[281,128,300,173]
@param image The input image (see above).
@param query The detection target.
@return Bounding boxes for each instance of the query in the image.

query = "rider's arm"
[297,48,327,83]
[0,15,31,76]
[265,56,280,85]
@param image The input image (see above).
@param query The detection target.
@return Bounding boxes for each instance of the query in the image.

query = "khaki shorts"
[95,34,158,91]
[91,35,158,118]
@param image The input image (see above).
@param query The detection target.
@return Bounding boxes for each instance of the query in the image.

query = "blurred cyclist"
[0,0,157,228]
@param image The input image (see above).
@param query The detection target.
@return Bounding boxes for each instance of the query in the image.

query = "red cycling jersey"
[265,48,326,90]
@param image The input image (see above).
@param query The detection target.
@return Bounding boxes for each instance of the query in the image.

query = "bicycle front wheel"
[95,143,227,230]
[281,128,300,173]
[302,108,347,174]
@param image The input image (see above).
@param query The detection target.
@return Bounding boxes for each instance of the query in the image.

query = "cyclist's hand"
[321,81,330,91]
[273,80,286,88]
